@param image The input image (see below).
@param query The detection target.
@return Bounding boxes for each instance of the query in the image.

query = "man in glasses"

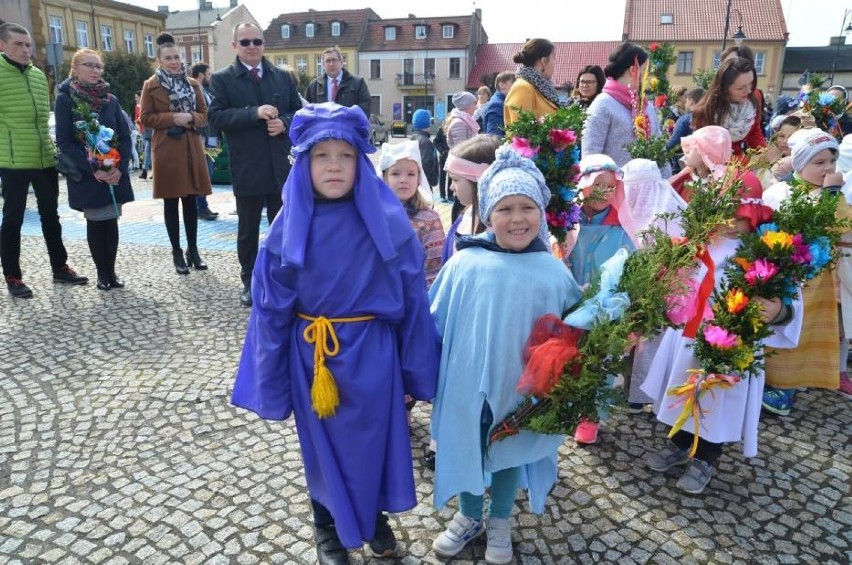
[306,46,371,118]
[0,22,88,299]
[209,22,301,307]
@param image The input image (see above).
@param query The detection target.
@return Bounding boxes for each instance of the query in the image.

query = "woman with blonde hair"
[55,48,135,290]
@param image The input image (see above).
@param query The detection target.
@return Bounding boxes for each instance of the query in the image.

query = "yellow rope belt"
[297,313,376,418]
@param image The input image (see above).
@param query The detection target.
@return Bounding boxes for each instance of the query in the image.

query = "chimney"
[157,5,169,14]
[230,0,238,8]
[201,1,212,9]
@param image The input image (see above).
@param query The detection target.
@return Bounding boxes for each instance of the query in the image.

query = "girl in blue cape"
[428,146,581,563]
[230,103,440,563]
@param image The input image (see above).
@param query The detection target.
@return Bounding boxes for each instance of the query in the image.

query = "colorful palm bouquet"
[800,89,848,140]
[503,106,586,243]
[73,100,121,212]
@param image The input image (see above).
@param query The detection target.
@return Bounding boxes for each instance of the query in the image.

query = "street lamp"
[722,1,746,51]
[829,9,852,85]
[732,10,746,46]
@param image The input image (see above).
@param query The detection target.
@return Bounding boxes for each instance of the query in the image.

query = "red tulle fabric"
[517,314,584,397]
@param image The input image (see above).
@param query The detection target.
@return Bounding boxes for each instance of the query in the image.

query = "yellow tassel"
[311,364,339,418]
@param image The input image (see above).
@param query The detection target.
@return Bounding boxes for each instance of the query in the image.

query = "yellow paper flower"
[733,349,755,371]
[650,77,659,90]
[725,288,749,314]
[761,230,794,249]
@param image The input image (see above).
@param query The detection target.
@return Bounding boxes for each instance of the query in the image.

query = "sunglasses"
[239,38,264,47]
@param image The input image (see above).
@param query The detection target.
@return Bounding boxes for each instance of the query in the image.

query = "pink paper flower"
[791,233,812,264]
[549,129,577,151]
[511,137,540,158]
[744,258,779,285]
[703,324,741,349]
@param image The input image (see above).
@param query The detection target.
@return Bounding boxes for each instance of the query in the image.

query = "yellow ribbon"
[666,369,741,457]
[297,313,375,418]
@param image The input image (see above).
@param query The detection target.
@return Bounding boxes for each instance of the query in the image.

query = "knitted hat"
[377,139,432,202]
[680,126,732,178]
[789,128,838,172]
[412,108,431,130]
[478,145,551,245]
[773,94,799,116]
[452,91,476,111]
[838,134,852,174]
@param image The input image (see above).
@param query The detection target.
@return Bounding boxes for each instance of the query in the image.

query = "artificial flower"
[703,324,741,349]
[760,230,793,249]
[733,256,753,271]
[549,129,577,151]
[756,222,779,235]
[654,94,668,109]
[808,236,832,272]
[819,92,838,106]
[510,136,540,159]
[744,258,779,284]
[649,42,660,51]
[725,288,749,314]
[791,233,812,264]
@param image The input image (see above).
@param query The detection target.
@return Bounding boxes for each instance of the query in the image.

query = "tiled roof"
[467,42,622,90]
[782,46,852,74]
[264,9,379,50]
[360,15,475,52]
[166,8,225,30]
[623,0,788,43]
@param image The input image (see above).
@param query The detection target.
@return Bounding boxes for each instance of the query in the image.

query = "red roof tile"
[360,15,476,52]
[623,0,788,43]
[264,9,379,50]
[468,42,623,90]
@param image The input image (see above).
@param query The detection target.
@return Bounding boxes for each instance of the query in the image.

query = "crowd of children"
[227,97,849,563]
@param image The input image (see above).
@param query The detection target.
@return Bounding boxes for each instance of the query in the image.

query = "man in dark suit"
[208,22,301,307]
[305,46,371,117]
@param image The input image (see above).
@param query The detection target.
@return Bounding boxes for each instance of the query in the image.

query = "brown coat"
[139,75,212,199]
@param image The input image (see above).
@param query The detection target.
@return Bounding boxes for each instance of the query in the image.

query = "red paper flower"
[655,94,668,108]
[649,42,660,52]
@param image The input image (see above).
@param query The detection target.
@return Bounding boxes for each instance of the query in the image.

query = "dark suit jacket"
[208,56,302,197]
[306,69,371,118]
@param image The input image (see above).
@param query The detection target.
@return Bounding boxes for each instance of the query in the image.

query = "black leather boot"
[315,525,349,565]
[186,247,208,270]
[172,248,190,275]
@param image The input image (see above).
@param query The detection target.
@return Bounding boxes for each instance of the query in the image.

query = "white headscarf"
[622,158,687,243]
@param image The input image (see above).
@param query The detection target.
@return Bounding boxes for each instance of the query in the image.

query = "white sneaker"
[432,511,485,557]
[485,517,513,564]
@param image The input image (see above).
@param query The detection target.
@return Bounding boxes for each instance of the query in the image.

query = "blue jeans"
[197,155,214,212]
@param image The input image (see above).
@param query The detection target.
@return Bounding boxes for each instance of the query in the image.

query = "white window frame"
[660,13,674,24]
[296,56,308,74]
[191,45,202,64]
[281,24,290,39]
[449,57,460,79]
[275,56,287,67]
[75,21,89,48]
[101,25,114,52]
[331,22,341,37]
[385,27,396,41]
[712,51,722,70]
[124,30,135,53]
[754,52,766,75]
[306,23,315,38]
[49,16,64,45]
[315,55,323,77]
[144,34,154,58]
[415,25,427,39]
[442,25,454,39]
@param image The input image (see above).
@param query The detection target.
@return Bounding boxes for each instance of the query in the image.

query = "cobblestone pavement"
[0,179,850,564]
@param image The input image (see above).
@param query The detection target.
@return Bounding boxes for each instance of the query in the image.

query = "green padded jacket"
[0,55,56,169]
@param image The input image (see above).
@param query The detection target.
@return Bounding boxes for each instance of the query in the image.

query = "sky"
[122,0,850,47]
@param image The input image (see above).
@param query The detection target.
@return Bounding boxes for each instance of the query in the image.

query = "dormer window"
[415,25,427,39]
[281,24,290,39]
[306,22,315,37]
[660,13,673,24]
[331,22,341,37]
[385,26,396,41]
[442,24,454,39]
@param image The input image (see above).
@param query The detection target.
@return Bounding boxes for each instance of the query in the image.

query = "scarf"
[603,77,651,139]
[516,65,568,109]
[155,66,196,113]
[602,78,632,109]
[722,101,756,143]
[447,108,480,135]
[69,78,110,114]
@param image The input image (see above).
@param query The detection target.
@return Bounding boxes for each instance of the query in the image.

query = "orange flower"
[733,257,753,271]
[725,288,749,314]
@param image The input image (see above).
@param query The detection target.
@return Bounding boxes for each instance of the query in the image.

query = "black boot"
[96,269,111,291]
[186,247,208,270]
[172,248,190,275]
[315,525,349,565]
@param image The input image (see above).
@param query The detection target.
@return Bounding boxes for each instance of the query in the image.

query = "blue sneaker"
[762,387,795,416]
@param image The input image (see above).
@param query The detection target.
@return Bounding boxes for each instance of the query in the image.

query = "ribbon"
[297,313,375,418]
[666,369,741,456]
[682,247,715,339]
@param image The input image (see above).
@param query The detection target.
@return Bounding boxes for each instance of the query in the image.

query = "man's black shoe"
[53,265,88,285]
[240,288,252,307]
[368,513,398,557]
[198,208,219,221]
[315,525,349,565]
[6,277,33,298]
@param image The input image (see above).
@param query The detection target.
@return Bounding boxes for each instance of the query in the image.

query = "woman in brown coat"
[140,32,212,274]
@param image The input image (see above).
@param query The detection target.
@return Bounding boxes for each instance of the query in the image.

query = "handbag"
[55,152,84,182]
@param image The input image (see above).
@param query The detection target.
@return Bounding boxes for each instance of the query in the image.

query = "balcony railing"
[395,72,436,88]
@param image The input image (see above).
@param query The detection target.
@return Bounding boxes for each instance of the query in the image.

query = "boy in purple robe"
[231,102,440,564]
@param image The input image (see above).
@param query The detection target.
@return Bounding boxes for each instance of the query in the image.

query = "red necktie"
[331,78,339,100]
[250,67,260,84]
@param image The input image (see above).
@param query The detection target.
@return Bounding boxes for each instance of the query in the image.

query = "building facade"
[779,43,852,96]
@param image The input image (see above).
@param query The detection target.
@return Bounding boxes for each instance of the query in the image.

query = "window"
[403,58,414,86]
[101,25,113,51]
[370,95,380,116]
[754,52,766,75]
[425,58,435,79]
[49,16,63,45]
[449,57,460,79]
[75,21,89,48]
[370,59,381,79]
[124,30,135,53]
[315,55,323,77]
[415,25,427,39]
[331,22,341,37]
[281,24,290,39]
[385,27,396,41]
[443,24,454,39]
[676,51,693,74]
[296,56,308,74]
[144,34,154,57]
[660,13,674,24]
[712,51,722,70]
[306,23,315,38]
[191,46,202,64]
[275,56,288,67]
